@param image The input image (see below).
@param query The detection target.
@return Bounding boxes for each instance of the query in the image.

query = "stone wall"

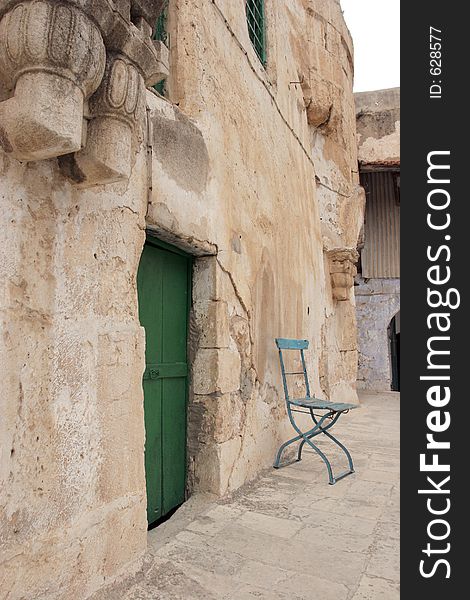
[305,1,365,404]
[354,87,400,392]
[145,0,363,496]
[355,278,400,390]
[355,87,400,168]
[0,1,363,597]
[0,2,161,597]
[0,145,149,600]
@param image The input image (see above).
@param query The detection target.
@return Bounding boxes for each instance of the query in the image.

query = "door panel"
[162,377,187,513]
[143,377,162,520]
[137,239,190,526]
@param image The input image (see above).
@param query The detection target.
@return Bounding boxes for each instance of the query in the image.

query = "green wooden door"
[137,238,190,526]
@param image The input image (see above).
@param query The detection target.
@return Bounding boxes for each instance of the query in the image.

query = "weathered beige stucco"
[0,1,364,598]
[355,87,400,168]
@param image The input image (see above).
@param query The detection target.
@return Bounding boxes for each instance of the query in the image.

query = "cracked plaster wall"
[0,0,363,597]
[0,145,149,598]
[145,0,363,497]
[355,87,400,168]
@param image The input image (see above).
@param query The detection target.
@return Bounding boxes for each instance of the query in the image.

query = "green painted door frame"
[137,235,191,526]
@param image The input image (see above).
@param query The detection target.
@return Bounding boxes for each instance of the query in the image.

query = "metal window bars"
[153,1,170,95]
[246,0,266,65]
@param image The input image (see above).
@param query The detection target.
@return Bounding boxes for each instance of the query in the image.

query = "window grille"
[246,0,266,65]
[154,3,169,45]
[153,1,169,95]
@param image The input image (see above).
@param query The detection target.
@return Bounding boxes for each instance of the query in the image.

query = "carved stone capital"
[89,54,144,128]
[327,248,359,301]
[59,53,145,187]
[0,0,169,185]
[0,0,106,160]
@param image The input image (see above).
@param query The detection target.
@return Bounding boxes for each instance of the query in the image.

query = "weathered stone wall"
[354,87,400,391]
[0,1,362,597]
[146,0,363,496]
[355,87,400,168]
[0,149,149,597]
[301,0,365,404]
[0,1,161,597]
[355,278,400,390]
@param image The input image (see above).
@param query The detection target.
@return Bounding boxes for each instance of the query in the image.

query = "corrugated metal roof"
[361,171,400,278]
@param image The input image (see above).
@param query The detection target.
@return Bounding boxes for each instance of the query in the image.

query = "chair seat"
[289,398,357,412]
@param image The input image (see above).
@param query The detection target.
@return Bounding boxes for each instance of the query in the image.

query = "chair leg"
[310,411,355,477]
[294,411,355,484]
[274,406,355,484]
[321,428,355,474]
[301,436,335,484]
[273,414,329,468]
[273,433,303,468]
[295,413,341,484]
[297,412,341,461]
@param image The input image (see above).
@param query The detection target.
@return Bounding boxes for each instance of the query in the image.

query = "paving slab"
[90,391,400,599]
[351,575,400,600]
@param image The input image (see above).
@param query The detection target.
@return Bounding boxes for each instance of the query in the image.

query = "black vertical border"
[401,2,466,596]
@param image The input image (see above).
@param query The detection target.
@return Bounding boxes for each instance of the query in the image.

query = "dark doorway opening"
[389,312,400,392]
[147,502,184,531]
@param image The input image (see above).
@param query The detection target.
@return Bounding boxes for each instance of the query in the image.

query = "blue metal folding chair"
[273,338,357,484]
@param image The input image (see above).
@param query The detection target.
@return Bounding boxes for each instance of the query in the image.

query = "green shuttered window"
[246,0,266,65]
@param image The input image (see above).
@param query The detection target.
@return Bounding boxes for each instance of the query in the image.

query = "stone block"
[0,74,84,161]
[217,436,242,495]
[302,75,332,128]
[192,348,241,395]
[152,40,170,79]
[237,511,303,539]
[334,301,358,351]
[192,442,221,494]
[328,248,358,302]
[194,300,230,348]
[192,349,219,395]
[190,393,244,445]
[352,575,399,600]
[61,117,133,187]
[101,499,147,578]
[277,573,349,600]
[193,257,224,302]
[130,0,167,28]
[192,435,243,496]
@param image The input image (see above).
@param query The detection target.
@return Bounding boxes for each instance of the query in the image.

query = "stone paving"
[92,391,399,599]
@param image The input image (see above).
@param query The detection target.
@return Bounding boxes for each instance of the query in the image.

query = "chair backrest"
[275,338,311,402]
